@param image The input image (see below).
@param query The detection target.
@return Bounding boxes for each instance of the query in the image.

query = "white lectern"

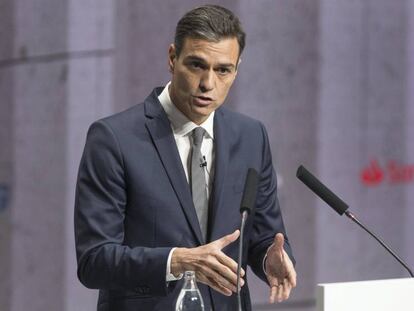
[317,278,414,311]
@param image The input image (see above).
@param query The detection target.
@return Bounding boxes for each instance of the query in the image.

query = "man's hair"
[174,4,246,57]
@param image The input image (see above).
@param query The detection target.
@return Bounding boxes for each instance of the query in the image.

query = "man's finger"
[282,281,292,300]
[208,250,245,288]
[282,254,297,288]
[276,283,284,302]
[213,230,240,249]
[287,265,297,288]
[268,277,281,303]
[216,250,245,276]
[199,254,245,292]
[213,261,245,288]
[272,233,284,252]
[269,285,277,303]
[199,273,233,296]
[197,264,237,295]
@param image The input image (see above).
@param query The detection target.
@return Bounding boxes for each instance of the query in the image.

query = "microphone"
[296,165,348,215]
[200,156,207,168]
[296,165,414,278]
[237,168,259,311]
[240,168,259,215]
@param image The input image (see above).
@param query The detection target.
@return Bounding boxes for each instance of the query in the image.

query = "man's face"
[168,37,240,125]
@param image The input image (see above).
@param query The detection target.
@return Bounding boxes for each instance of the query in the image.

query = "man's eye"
[217,67,231,75]
[191,62,203,69]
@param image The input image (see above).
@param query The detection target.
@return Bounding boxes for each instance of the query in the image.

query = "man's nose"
[199,69,215,92]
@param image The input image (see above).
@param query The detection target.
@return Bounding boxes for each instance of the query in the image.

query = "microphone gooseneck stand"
[237,168,259,311]
[237,211,248,311]
[296,165,414,278]
[344,210,414,277]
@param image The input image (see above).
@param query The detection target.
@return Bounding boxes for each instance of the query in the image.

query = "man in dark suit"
[74,4,297,310]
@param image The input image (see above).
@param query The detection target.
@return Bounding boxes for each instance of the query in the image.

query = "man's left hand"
[265,233,297,303]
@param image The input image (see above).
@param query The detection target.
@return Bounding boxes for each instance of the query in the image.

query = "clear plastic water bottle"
[175,271,205,311]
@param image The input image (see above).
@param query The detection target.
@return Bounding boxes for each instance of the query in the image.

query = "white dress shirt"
[158,83,271,284]
[158,82,215,281]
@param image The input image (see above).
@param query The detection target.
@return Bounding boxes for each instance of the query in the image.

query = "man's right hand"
[171,230,245,296]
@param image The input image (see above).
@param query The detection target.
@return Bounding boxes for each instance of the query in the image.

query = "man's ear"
[168,44,176,73]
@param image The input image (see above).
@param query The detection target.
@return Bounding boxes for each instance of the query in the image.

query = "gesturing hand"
[265,233,297,303]
[171,230,245,296]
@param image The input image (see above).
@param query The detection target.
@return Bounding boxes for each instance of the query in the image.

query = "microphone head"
[240,168,259,214]
[296,165,349,215]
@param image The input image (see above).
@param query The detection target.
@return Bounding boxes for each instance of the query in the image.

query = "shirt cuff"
[166,247,183,282]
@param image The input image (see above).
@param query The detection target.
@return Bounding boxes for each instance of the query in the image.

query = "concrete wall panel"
[10,60,67,311]
[1,1,414,311]
[14,0,68,57]
[65,55,114,311]
[318,0,408,283]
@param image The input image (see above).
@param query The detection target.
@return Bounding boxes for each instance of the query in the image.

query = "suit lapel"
[144,90,204,245]
[209,109,230,241]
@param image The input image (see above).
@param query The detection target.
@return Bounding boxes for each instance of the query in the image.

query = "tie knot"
[192,127,205,146]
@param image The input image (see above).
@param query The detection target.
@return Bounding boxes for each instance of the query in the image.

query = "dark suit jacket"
[74,87,294,311]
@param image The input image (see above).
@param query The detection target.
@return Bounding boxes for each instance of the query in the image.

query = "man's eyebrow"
[185,55,205,62]
[216,63,236,69]
[184,55,236,68]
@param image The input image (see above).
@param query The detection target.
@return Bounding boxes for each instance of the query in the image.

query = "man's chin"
[189,109,212,124]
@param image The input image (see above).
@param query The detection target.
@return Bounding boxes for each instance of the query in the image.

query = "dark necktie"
[191,127,208,241]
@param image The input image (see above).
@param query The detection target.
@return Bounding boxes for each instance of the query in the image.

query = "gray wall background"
[1,1,413,310]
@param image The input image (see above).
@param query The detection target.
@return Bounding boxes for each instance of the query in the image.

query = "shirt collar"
[158,81,214,139]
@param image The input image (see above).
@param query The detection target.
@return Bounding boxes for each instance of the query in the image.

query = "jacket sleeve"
[74,120,172,296]
[247,122,295,283]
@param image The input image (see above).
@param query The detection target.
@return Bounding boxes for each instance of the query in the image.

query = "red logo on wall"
[361,159,414,186]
